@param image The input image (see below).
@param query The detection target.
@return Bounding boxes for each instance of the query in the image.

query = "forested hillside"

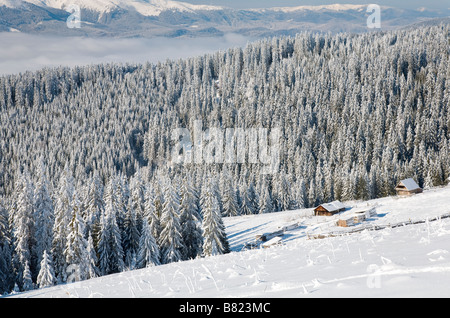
[0,24,449,293]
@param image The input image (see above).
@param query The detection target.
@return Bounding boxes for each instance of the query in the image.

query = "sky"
[182,0,448,10]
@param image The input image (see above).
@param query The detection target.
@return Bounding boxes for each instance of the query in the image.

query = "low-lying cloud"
[0,33,252,76]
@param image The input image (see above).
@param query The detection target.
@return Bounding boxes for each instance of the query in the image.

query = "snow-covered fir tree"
[86,232,99,280]
[84,171,104,246]
[64,191,89,282]
[159,180,184,264]
[144,186,161,243]
[123,198,140,269]
[36,250,56,289]
[22,261,33,291]
[221,173,240,217]
[0,199,13,293]
[137,218,160,268]
[33,161,54,279]
[240,181,258,215]
[179,176,203,260]
[12,170,35,289]
[258,178,273,214]
[52,165,75,283]
[97,206,125,275]
[201,178,230,257]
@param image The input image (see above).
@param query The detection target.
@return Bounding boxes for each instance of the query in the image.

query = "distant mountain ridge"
[0,0,225,16]
[0,1,449,37]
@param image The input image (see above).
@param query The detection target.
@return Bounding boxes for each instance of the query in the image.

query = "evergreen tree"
[294,179,307,209]
[137,219,160,268]
[201,178,230,257]
[144,186,161,245]
[13,171,35,289]
[308,180,316,208]
[275,173,294,211]
[84,171,104,247]
[64,192,88,282]
[97,198,125,276]
[424,170,433,190]
[123,198,140,269]
[33,162,54,279]
[240,182,257,215]
[222,176,240,217]
[22,261,33,291]
[52,166,75,283]
[159,180,184,264]
[96,212,110,276]
[36,250,56,289]
[179,176,203,260]
[130,170,146,222]
[0,199,13,293]
[86,232,99,280]
[258,179,273,214]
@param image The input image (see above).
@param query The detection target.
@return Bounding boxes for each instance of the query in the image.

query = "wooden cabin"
[395,178,423,196]
[337,218,355,227]
[337,207,377,228]
[337,214,366,227]
[314,200,346,216]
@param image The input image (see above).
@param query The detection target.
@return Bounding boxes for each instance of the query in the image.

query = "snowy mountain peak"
[0,0,224,15]
[254,3,369,13]
[2,1,372,16]
[0,0,26,8]
[1,1,449,38]
[25,0,121,12]
[124,0,224,17]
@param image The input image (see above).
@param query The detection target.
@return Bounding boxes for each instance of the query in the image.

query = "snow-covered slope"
[3,0,224,15]
[255,4,368,13]
[6,185,450,298]
[27,0,120,12]
[0,0,24,7]
[125,0,223,17]
[1,1,449,38]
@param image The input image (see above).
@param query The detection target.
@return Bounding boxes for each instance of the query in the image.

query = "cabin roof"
[396,178,421,191]
[315,200,345,212]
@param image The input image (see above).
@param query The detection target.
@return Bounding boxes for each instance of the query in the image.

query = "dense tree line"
[0,24,449,293]
[0,165,229,293]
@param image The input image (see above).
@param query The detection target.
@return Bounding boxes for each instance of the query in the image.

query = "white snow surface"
[255,4,368,13]
[0,1,382,16]
[7,185,450,298]
[1,0,224,15]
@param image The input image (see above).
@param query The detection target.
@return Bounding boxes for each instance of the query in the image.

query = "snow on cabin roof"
[397,178,421,191]
[317,200,345,212]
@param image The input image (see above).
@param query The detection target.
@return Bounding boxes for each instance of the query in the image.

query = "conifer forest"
[0,24,449,293]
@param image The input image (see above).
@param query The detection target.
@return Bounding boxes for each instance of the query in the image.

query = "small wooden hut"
[395,178,423,196]
[314,200,346,216]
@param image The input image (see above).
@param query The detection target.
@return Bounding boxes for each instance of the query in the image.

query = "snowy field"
[7,185,450,298]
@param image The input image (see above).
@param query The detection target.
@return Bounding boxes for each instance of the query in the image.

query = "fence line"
[308,212,450,240]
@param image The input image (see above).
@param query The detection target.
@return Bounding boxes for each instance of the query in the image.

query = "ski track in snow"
[6,186,450,298]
